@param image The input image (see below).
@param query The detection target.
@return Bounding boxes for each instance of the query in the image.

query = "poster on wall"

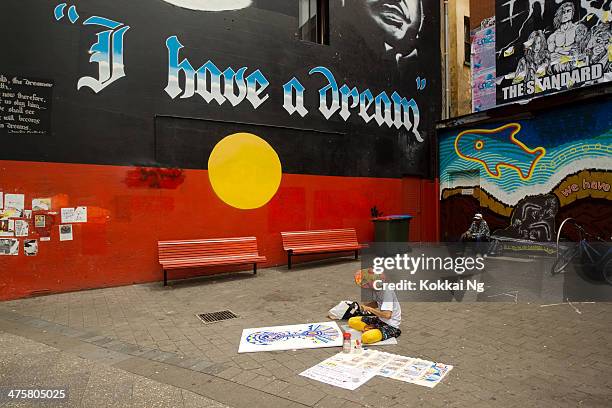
[471,17,496,112]
[32,198,52,211]
[61,207,87,223]
[4,193,24,216]
[34,214,45,228]
[59,224,73,241]
[0,238,19,255]
[5,193,25,209]
[24,239,38,256]
[14,219,29,237]
[0,219,15,237]
[35,212,55,241]
[496,0,611,105]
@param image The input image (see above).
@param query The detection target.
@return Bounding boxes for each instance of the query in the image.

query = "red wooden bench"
[158,237,266,286]
[281,228,367,269]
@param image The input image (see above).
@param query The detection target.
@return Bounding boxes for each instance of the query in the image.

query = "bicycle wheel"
[551,245,579,275]
[602,257,612,285]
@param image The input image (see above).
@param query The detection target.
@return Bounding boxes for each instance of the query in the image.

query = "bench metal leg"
[355,250,359,260]
[253,263,257,275]
[163,269,167,286]
[288,251,292,270]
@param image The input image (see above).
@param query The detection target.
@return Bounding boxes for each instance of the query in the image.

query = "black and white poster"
[496,0,611,104]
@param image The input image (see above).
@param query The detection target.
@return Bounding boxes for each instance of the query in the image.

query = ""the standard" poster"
[496,0,611,104]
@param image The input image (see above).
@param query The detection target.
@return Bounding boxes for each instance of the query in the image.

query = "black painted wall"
[1,0,441,178]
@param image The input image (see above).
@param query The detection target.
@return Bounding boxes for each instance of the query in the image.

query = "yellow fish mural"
[454,123,546,181]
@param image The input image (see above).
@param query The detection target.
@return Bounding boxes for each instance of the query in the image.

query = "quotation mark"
[416,77,427,91]
[54,3,79,23]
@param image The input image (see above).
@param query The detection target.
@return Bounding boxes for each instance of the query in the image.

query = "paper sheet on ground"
[340,324,398,346]
[301,350,453,389]
[238,322,343,353]
[300,353,377,390]
[378,355,453,388]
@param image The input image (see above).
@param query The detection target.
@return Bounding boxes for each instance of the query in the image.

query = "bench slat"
[158,236,265,285]
[287,244,365,255]
[161,256,266,268]
[280,228,365,269]
[159,248,257,257]
[281,229,360,251]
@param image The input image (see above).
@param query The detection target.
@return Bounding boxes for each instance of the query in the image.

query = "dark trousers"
[359,315,402,340]
[461,233,489,255]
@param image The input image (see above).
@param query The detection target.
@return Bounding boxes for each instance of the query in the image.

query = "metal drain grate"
[196,310,239,324]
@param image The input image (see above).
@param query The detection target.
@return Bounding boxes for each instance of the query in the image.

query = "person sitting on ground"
[348,268,401,344]
[461,213,490,255]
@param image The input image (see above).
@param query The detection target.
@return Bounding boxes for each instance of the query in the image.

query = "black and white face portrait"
[161,0,252,11]
[359,0,423,54]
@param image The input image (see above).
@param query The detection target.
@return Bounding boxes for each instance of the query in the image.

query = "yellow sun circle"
[208,132,282,210]
[474,140,484,150]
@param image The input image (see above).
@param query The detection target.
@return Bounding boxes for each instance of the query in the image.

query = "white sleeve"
[377,290,396,311]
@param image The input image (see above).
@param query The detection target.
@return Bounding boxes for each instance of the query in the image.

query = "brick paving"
[1,257,611,407]
[0,332,230,408]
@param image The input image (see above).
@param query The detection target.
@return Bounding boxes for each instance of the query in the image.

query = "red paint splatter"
[125,167,186,189]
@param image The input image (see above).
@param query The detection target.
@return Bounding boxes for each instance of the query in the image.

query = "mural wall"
[439,97,611,244]
[0,1,442,299]
[496,0,611,105]
[1,0,441,177]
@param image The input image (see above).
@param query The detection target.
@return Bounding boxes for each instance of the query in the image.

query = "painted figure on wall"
[585,22,611,72]
[161,0,252,11]
[337,0,431,78]
[495,194,559,241]
[357,0,424,63]
[513,30,550,83]
[547,1,587,73]
[496,0,612,103]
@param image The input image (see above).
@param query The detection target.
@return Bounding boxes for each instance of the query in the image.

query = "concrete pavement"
[1,257,611,407]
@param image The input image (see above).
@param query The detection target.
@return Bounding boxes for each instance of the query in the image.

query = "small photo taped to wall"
[24,239,38,256]
[0,238,19,256]
[59,224,73,241]
[35,214,46,228]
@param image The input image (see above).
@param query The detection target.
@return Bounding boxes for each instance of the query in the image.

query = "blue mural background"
[439,97,611,243]
[440,99,612,202]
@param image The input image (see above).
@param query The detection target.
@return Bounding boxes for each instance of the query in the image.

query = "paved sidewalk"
[1,258,611,407]
[0,332,231,408]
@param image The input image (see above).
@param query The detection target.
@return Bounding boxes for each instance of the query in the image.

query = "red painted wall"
[0,160,438,300]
